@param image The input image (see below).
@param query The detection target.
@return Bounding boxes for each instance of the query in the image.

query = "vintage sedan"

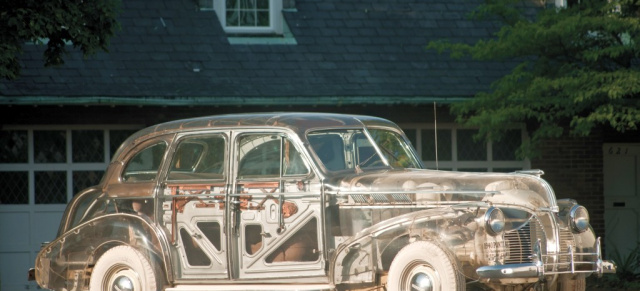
[31,112,615,291]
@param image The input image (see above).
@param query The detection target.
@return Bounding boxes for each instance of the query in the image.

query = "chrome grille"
[546,226,576,272]
[504,217,545,264]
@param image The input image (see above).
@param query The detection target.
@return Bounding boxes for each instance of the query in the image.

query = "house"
[0,0,636,289]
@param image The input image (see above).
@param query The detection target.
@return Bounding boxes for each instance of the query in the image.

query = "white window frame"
[400,123,531,172]
[212,0,284,35]
[0,125,141,208]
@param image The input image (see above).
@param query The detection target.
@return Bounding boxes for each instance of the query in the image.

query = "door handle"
[277,195,286,234]
[230,197,240,235]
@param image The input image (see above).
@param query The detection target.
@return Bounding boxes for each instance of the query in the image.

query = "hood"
[325,169,555,210]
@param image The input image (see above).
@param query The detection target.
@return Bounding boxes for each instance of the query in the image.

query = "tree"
[428,0,640,157]
[0,0,120,80]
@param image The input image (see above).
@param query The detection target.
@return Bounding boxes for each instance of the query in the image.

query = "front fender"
[35,214,171,290]
[331,207,479,285]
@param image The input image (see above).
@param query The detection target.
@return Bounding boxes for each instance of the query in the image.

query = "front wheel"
[90,245,160,291]
[387,241,464,291]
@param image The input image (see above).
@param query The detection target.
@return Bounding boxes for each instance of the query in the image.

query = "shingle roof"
[0,0,513,106]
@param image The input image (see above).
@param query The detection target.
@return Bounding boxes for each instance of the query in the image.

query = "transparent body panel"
[32,113,614,291]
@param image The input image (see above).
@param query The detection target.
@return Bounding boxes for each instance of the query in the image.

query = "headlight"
[484,207,505,236]
[570,205,589,233]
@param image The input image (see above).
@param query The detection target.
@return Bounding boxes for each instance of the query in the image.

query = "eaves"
[0,96,470,107]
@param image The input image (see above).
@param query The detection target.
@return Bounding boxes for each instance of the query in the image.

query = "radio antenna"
[433,101,439,170]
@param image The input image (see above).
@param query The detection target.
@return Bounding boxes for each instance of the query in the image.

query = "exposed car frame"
[29,113,615,291]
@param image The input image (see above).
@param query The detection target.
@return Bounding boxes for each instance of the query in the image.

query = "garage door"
[0,127,136,290]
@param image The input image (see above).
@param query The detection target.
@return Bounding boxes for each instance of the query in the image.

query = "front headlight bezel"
[484,207,506,236]
[569,204,589,233]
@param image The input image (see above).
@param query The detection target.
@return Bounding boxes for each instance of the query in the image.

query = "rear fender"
[36,214,172,290]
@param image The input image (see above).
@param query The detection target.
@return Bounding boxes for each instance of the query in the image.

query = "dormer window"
[200,0,284,35]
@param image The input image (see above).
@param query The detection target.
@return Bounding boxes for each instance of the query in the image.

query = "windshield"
[307,128,421,171]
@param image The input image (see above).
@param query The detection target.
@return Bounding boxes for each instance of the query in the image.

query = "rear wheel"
[90,245,160,291]
[387,241,464,291]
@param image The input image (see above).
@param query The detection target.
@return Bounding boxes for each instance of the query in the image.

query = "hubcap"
[403,263,439,291]
[410,272,434,291]
[105,267,141,291]
[113,275,134,291]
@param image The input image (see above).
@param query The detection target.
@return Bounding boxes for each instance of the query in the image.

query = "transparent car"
[30,113,615,291]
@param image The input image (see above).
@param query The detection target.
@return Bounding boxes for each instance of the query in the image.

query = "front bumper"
[477,237,616,279]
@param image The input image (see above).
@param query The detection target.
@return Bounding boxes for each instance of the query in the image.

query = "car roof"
[114,112,399,159]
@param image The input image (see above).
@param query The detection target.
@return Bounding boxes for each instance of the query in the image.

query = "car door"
[229,131,325,279]
[159,132,230,279]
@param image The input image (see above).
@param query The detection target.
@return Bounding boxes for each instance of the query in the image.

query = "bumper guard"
[477,237,617,279]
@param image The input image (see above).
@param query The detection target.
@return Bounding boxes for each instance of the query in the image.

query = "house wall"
[531,129,606,241]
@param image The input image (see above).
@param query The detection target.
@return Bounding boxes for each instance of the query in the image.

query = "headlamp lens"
[485,207,505,236]
[570,205,589,233]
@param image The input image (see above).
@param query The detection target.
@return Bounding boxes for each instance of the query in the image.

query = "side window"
[237,134,308,179]
[308,133,346,171]
[168,135,226,181]
[123,142,167,182]
[283,141,307,176]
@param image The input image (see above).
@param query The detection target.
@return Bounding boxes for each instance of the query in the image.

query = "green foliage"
[428,0,640,158]
[588,243,640,289]
[0,0,121,80]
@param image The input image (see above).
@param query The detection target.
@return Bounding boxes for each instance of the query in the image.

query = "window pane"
[0,130,28,163]
[35,171,67,204]
[493,130,521,161]
[226,10,238,26]
[34,130,66,163]
[354,133,383,167]
[257,11,269,26]
[73,171,104,194]
[283,139,308,176]
[308,133,346,171]
[237,135,281,178]
[226,0,270,27]
[72,130,104,163]
[109,130,136,159]
[256,0,269,9]
[368,129,421,168]
[239,10,256,26]
[402,129,417,150]
[0,172,28,204]
[457,129,486,161]
[123,143,167,182]
[169,135,226,180]
[421,129,452,161]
